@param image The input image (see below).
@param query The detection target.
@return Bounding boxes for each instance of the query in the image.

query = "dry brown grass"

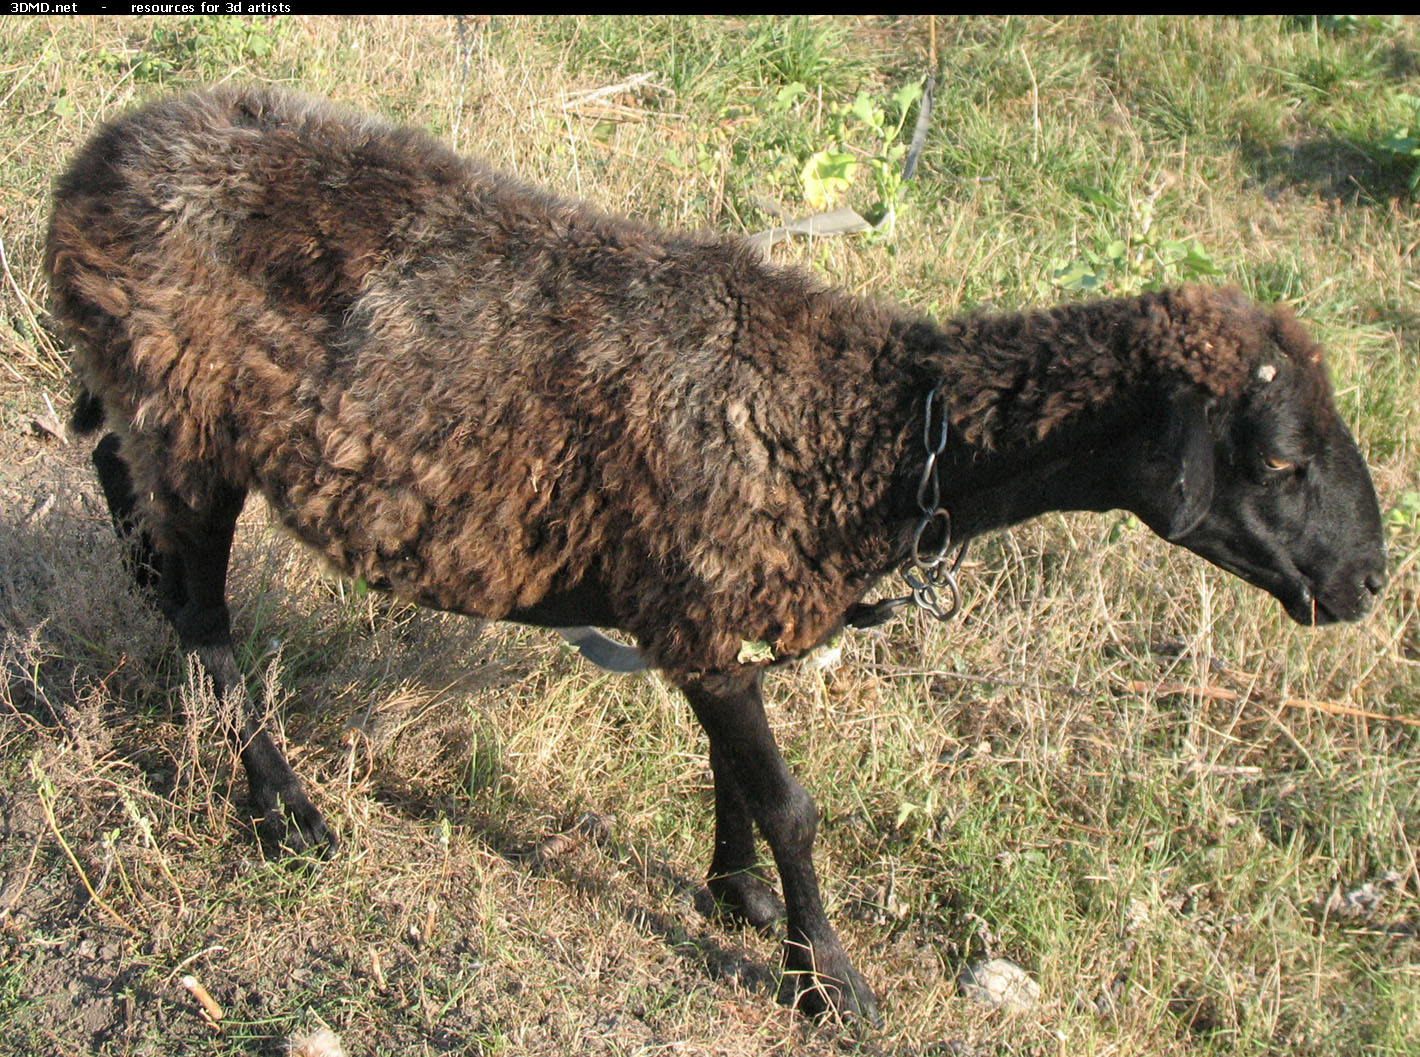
[1,14,1417,1056]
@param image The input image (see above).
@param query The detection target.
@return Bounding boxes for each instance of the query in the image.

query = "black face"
[1172,360,1387,625]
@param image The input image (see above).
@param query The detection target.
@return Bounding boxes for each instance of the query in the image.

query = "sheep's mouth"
[1262,575,1334,626]
[1273,572,1378,626]
[1285,589,1340,627]
[1197,553,1330,625]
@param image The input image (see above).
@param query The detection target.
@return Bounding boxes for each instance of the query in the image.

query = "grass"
[0,13,1418,1056]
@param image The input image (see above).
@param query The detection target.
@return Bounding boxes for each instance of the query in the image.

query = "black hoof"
[780,947,881,1028]
[253,788,337,859]
[707,870,785,934]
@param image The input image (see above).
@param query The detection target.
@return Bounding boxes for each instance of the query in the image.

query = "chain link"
[900,384,967,620]
[847,385,968,628]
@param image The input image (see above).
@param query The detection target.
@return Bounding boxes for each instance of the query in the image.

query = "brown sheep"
[45,87,1387,1024]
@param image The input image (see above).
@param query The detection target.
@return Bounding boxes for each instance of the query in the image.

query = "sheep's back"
[46,87,908,670]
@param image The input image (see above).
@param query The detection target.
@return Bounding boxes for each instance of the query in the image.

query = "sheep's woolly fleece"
[46,87,1330,672]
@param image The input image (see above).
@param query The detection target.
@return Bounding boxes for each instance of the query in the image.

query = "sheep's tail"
[71,387,105,434]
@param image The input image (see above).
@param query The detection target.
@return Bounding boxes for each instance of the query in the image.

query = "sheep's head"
[1125,307,1387,625]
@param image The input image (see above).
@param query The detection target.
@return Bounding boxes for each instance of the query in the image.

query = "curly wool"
[45,87,1333,673]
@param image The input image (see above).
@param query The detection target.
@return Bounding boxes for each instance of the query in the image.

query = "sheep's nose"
[1364,568,1388,596]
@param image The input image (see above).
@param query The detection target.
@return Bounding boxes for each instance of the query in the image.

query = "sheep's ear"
[1154,389,1216,540]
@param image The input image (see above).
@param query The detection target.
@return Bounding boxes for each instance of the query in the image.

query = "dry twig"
[1122,680,1420,728]
[181,974,224,1026]
[29,756,141,938]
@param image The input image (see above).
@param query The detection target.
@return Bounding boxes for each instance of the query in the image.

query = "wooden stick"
[181,975,224,1025]
[1122,680,1420,728]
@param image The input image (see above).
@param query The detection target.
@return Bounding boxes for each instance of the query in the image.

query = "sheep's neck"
[937,425,1138,540]
[900,299,1167,541]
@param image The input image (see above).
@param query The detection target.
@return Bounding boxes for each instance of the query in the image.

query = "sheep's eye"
[1264,455,1303,475]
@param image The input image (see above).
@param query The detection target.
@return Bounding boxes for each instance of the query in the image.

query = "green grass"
[1,13,1418,1057]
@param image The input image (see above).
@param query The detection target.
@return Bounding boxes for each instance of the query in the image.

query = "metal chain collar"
[900,385,968,620]
[846,385,968,629]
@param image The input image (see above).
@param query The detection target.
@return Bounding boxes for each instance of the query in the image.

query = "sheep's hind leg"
[154,482,335,857]
[681,670,879,1026]
[92,433,163,591]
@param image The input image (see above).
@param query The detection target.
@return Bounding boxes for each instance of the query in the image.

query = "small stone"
[30,413,65,442]
[287,1027,346,1057]
[957,957,1041,1013]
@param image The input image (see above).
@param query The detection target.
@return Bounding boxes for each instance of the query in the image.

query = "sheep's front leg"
[706,741,785,932]
[92,433,162,591]
[680,670,879,1025]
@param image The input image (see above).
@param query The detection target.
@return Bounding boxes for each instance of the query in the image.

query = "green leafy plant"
[1378,93,1420,198]
[1385,490,1420,535]
[797,81,923,230]
[799,147,858,212]
[1051,230,1222,294]
[1051,182,1223,294]
[100,16,278,84]
[98,44,176,85]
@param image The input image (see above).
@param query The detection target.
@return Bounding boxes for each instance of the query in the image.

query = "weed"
[100,16,281,84]
[802,81,924,230]
[1385,490,1420,537]
[1051,229,1223,295]
[1051,182,1223,295]
[1378,93,1420,198]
